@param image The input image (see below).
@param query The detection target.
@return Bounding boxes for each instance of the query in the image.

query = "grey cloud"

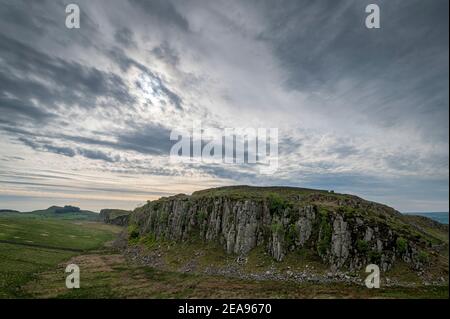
[77,148,120,163]
[107,48,183,110]
[195,164,259,181]
[0,0,57,35]
[0,91,55,123]
[117,123,174,155]
[0,33,134,122]
[0,180,171,197]
[0,121,174,159]
[17,137,76,157]
[0,0,100,53]
[0,0,447,212]
[151,42,180,65]
[328,144,360,159]
[44,144,77,157]
[58,124,173,156]
[128,0,189,30]
[15,136,119,162]
[256,0,448,140]
[114,27,136,48]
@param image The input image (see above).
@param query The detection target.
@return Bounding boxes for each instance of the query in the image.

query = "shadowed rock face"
[100,209,131,226]
[129,186,447,271]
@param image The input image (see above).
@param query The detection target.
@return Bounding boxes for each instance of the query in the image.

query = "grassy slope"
[25,253,448,299]
[191,185,329,200]
[1,214,446,299]
[0,215,121,298]
[127,236,447,289]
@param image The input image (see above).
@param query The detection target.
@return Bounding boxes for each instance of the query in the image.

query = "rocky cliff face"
[129,186,446,271]
[100,209,130,226]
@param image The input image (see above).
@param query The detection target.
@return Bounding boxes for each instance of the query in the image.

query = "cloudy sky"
[0,0,448,212]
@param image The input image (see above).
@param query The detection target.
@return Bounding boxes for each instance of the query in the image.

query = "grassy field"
[0,215,121,298]
[24,252,448,299]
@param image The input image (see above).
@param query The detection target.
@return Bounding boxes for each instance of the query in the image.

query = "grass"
[1,215,447,299]
[0,216,119,250]
[0,242,75,298]
[24,252,449,299]
[0,210,99,221]
[0,215,121,298]
[191,185,332,201]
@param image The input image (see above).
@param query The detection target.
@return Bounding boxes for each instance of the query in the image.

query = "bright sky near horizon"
[0,0,448,213]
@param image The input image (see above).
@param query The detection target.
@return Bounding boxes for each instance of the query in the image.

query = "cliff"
[129,186,448,272]
[99,209,131,226]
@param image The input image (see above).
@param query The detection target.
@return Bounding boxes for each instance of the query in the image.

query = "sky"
[0,0,448,213]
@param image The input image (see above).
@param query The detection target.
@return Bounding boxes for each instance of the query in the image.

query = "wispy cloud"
[0,0,448,212]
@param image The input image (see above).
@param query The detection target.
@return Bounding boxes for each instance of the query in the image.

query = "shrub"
[286,224,298,246]
[196,210,207,223]
[317,215,332,255]
[268,193,289,215]
[418,250,429,264]
[396,237,408,254]
[356,239,369,254]
[368,251,381,263]
[271,222,284,235]
[128,224,140,242]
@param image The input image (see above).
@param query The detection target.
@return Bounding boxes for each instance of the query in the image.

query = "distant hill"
[0,205,99,221]
[404,212,449,225]
[0,209,20,213]
[30,205,99,220]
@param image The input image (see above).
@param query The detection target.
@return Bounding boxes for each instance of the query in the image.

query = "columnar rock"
[129,186,446,271]
[99,209,131,226]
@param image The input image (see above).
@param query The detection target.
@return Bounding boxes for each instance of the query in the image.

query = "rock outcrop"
[129,186,447,271]
[100,209,130,226]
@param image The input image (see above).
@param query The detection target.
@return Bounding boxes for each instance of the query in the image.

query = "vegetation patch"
[417,250,430,264]
[356,239,369,254]
[267,193,292,215]
[368,251,381,264]
[317,212,332,256]
[0,216,120,298]
[271,222,283,235]
[396,237,408,254]
[127,224,140,244]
